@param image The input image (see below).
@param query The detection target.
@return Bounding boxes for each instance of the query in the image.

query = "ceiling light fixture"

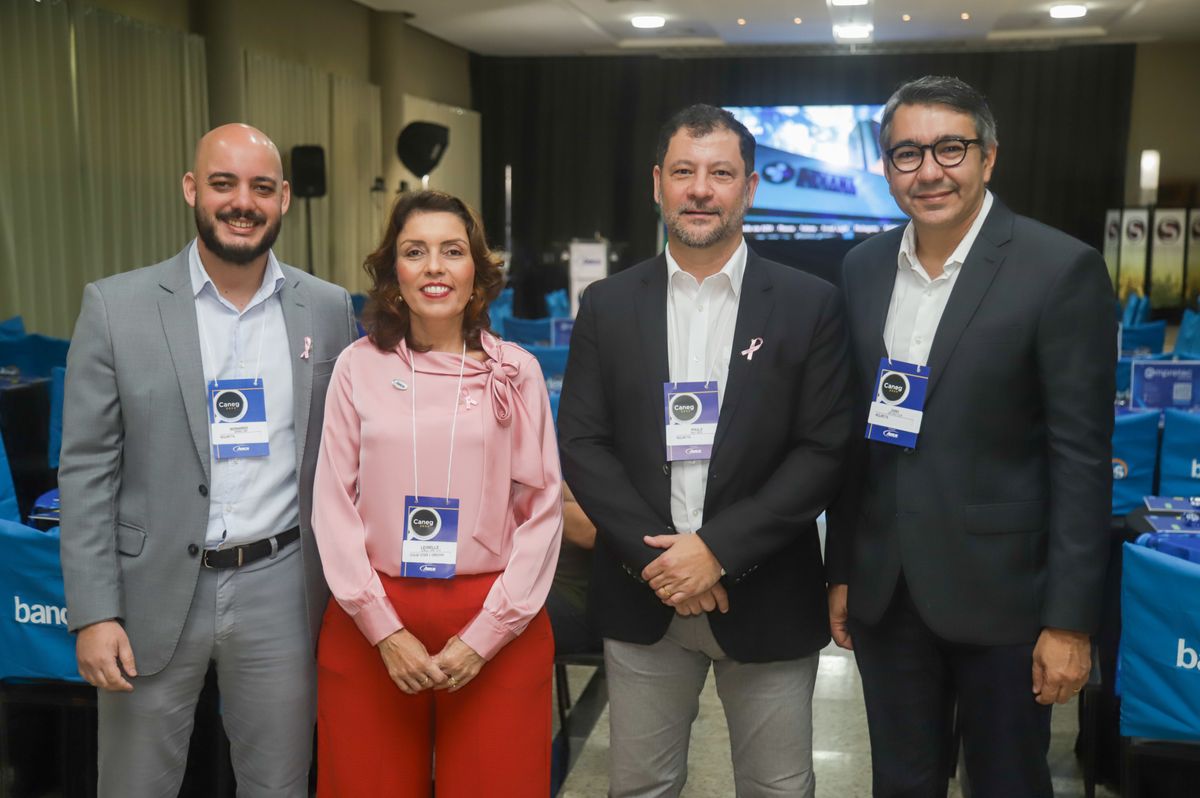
[902,14,912,21]
[829,0,870,6]
[1050,4,1088,18]
[631,15,666,29]
[833,23,874,39]
[960,12,971,20]
[794,17,803,24]
[737,17,747,26]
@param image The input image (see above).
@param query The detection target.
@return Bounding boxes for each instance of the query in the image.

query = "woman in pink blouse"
[311,190,562,797]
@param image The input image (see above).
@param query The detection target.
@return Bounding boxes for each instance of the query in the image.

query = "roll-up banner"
[1187,209,1200,307]
[1104,209,1122,292]
[1120,209,1150,302]
[1150,209,1187,309]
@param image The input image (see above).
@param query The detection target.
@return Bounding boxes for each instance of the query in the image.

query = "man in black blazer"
[558,105,852,797]
[826,76,1115,797]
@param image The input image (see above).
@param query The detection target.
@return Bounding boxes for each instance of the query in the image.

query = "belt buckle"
[237,546,244,567]
[202,549,215,569]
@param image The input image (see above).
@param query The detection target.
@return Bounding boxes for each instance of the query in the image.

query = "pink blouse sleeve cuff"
[346,594,404,646]
[458,610,518,661]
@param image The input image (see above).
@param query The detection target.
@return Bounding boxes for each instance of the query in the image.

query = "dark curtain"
[471,45,1134,289]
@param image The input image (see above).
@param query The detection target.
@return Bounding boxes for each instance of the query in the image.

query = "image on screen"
[724,105,907,241]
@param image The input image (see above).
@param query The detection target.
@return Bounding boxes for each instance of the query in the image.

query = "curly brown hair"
[361,190,504,353]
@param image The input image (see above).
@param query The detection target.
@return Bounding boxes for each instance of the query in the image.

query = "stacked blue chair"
[0,434,20,524]
[545,289,570,319]
[1158,409,1200,498]
[490,287,514,337]
[1120,320,1166,357]
[1112,410,1161,515]
[1120,541,1200,741]
[502,316,553,346]
[525,345,569,421]
[0,316,25,340]
[1176,309,1200,356]
[0,334,70,379]
[0,520,81,682]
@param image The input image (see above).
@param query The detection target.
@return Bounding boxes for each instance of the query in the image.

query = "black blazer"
[558,249,853,663]
[826,199,1116,645]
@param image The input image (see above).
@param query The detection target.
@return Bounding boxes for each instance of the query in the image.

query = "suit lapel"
[157,252,210,481]
[711,253,773,458]
[860,252,898,390]
[635,255,671,454]
[279,275,313,472]
[923,200,1014,401]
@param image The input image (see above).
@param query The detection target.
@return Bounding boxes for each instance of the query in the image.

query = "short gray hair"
[879,76,998,154]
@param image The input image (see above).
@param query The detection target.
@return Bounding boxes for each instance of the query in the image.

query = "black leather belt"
[202,526,300,569]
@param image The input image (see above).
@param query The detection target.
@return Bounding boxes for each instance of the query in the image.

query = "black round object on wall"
[396,122,449,178]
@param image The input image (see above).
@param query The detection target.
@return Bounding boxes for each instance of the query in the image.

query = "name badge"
[664,381,719,461]
[401,496,459,579]
[865,358,928,448]
[207,378,270,459]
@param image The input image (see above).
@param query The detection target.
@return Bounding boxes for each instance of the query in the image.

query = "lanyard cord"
[409,341,468,500]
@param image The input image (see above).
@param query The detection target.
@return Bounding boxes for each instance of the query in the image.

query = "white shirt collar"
[664,238,748,298]
[898,190,994,278]
[188,238,285,308]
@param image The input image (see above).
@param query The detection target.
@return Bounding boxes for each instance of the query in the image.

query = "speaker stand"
[304,197,314,275]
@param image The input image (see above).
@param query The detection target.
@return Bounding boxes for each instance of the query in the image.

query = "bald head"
[193,123,282,178]
[183,123,290,268]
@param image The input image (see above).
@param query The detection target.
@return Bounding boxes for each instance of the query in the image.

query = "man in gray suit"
[59,124,357,796]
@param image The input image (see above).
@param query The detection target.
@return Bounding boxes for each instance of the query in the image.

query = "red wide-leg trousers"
[316,571,553,797]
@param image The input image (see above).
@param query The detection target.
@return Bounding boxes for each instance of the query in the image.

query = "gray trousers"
[604,614,819,798]
[97,542,316,798]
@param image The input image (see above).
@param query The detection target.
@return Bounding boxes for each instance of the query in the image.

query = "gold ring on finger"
[448,675,458,687]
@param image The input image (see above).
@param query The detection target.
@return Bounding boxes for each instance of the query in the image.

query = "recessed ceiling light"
[1050,4,1087,18]
[794,17,803,24]
[830,0,870,6]
[902,13,912,21]
[631,15,666,29]
[833,23,874,39]
[960,12,971,20]
[737,18,747,26]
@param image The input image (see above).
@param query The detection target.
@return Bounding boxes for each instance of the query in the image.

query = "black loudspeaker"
[396,122,449,178]
[290,145,326,198]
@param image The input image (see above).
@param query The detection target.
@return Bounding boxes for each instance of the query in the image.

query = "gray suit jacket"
[59,247,357,676]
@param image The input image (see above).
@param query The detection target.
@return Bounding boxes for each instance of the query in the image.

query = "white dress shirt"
[884,191,994,365]
[188,240,298,547]
[665,239,747,535]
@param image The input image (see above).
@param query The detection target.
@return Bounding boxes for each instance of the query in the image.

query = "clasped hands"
[377,630,484,695]
[641,533,729,617]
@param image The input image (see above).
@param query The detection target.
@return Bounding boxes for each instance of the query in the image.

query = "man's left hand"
[642,533,723,605]
[1032,627,1091,705]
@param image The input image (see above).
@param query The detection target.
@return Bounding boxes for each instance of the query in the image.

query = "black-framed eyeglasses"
[886,138,982,173]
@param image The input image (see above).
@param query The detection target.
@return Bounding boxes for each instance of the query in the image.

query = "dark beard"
[194,207,281,265]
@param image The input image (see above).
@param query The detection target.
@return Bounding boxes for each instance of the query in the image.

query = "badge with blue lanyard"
[201,301,271,459]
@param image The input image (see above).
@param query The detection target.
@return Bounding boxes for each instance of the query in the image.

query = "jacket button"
[662,463,670,475]
[187,543,199,556]
[198,484,208,496]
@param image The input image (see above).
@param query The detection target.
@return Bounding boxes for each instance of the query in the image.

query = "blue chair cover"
[502,317,553,346]
[1119,542,1200,741]
[0,521,82,682]
[1112,410,1161,514]
[0,334,70,379]
[525,344,569,396]
[0,433,19,524]
[350,293,368,319]
[48,366,65,469]
[490,288,514,337]
[0,316,25,340]
[1122,295,1142,327]
[544,289,570,319]
[1158,409,1200,498]
[1176,309,1200,355]
[1120,321,1166,357]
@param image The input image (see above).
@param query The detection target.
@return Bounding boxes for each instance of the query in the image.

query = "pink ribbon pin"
[301,336,312,360]
[461,388,478,409]
[741,337,764,361]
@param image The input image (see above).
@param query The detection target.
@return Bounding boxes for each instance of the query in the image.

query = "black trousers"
[848,577,1053,798]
